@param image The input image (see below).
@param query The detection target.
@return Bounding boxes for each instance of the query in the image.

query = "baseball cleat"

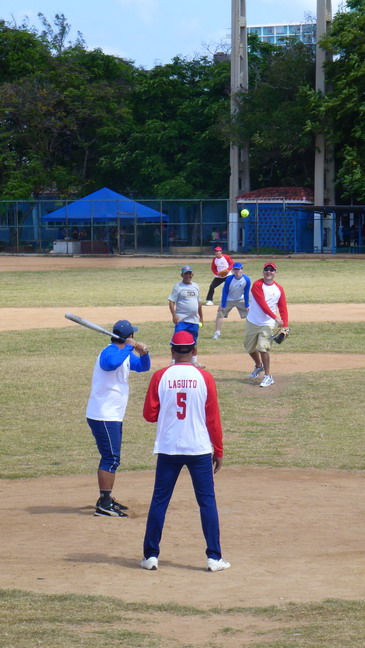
[206,301,214,306]
[192,361,206,368]
[212,332,220,340]
[259,375,275,388]
[249,364,264,379]
[206,558,231,572]
[141,556,158,570]
[95,502,128,517]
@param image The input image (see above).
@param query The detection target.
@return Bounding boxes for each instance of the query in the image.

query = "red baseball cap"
[170,331,195,346]
[214,246,222,251]
[263,262,277,270]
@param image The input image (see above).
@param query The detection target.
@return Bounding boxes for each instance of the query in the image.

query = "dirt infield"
[1,253,364,641]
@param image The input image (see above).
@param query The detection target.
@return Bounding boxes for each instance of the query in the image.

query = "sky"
[1,0,344,69]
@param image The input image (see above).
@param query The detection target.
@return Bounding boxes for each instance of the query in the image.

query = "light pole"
[314,0,335,251]
[229,0,250,252]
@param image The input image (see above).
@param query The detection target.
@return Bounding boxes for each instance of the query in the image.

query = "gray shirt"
[168,281,201,323]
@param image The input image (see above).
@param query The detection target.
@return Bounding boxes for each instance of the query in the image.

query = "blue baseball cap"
[181,265,193,273]
[112,319,138,339]
[233,262,243,269]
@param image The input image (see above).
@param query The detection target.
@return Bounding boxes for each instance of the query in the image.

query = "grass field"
[1,257,364,648]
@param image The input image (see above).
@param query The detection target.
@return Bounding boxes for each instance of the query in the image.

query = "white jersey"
[248,281,283,328]
[86,353,130,421]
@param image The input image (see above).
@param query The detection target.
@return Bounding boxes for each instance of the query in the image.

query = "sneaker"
[111,498,129,511]
[96,497,129,512]
[141,556,158,570]
[206,300,214,306]
[259,375,275,388]
[95,502,128,517]
[212,332,220,340]
[206,558,231,572]
[193,361,206,368]
[249,364,264,379]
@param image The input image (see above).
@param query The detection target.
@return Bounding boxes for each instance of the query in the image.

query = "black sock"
[99,490,112,506]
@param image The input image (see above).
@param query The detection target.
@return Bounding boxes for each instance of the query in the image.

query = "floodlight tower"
[314,0,335,251]
[228,0,250,252]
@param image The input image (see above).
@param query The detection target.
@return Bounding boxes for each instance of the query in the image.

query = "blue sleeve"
[243,275,251,307]
[130,352,151,373]
[220,275,233,308]
[99,344,134,371]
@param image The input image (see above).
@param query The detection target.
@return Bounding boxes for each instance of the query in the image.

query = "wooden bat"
[65,313,124,340]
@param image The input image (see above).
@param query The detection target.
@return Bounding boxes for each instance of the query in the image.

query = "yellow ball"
[240,208,249,218]
[199,322,203,328]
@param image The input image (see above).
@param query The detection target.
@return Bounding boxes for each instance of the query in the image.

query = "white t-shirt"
[86,353,130,421]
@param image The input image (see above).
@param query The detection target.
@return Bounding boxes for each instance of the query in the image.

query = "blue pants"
[174,321,199,343]
[87,418,123,472]
[143,453,222,560]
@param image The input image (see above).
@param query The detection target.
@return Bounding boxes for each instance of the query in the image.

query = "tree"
[106,56,231,198]
[231,36,316,188]
[305,0,365,201]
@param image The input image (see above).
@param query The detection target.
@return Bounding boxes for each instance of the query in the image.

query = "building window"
[262,36,275,43]
[289,25,301,34]
[275,25,288,34]
[248,27,261,35]
[263,26,274,35]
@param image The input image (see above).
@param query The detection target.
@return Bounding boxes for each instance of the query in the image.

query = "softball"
[240,208,249,218]
[199,322,203,328]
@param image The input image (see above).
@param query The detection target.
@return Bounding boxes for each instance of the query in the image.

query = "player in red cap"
[205,247,234,305]
[140,330,230,572]
[244,262,289,387]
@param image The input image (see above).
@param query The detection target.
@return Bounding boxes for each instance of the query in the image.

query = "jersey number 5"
[176,392,187,420]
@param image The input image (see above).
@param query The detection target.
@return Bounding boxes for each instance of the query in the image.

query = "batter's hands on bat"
[126,338,149,355]
[213,455,223,474]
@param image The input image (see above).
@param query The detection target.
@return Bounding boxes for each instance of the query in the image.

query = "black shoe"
[94,502,128,517]
[96,497,129,512]
[111,497,129,511]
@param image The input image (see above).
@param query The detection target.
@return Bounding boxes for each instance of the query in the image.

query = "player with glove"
[205,247,234,305]
[244,262,289,387]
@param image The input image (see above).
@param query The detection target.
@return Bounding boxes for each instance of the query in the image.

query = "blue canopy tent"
[42,187,167,222]
[42,187,168,253]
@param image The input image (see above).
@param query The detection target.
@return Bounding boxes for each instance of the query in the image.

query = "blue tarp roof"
[43,187,167,222]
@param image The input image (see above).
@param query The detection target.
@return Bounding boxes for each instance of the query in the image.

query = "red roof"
[236,187,314,202]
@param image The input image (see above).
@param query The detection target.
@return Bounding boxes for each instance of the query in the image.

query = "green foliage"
[304,1,365,201]
[232,38,315,188]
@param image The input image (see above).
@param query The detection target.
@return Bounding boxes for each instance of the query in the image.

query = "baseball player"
[86,319,150,517]
[212,262,251,339]
[168,265,204,368]
[244,262,289,387]
[140,330,230,572]
[205,246,234,305]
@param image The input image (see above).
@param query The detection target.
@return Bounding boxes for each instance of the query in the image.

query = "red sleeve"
[224,254,234,270]
[211,259,219,276]
[251,279,278,320]
[198,369,223,457]
[143,367,168,422]
[275,282,289,327]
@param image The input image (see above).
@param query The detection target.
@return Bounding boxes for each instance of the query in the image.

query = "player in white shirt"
[86,319,150,517]
[140,330,230,573]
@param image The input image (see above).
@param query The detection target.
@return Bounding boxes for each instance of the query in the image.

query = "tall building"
[248,23,316,46]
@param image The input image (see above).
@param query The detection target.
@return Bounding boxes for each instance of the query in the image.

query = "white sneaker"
[206,558,231,572]
[249,364,264,379]
[259,375,274,388]
[206,300,214,306]
[212,332,220,340]
[193,360,206,368]
[141,556,158,570]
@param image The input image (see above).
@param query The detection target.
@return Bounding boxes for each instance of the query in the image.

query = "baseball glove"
[272,327,290,344]
[218,269,229,278]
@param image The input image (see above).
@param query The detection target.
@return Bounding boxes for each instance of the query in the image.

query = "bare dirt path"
[1,467,364,609]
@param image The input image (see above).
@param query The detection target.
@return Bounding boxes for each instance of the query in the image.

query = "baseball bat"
[65,312,123,340]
